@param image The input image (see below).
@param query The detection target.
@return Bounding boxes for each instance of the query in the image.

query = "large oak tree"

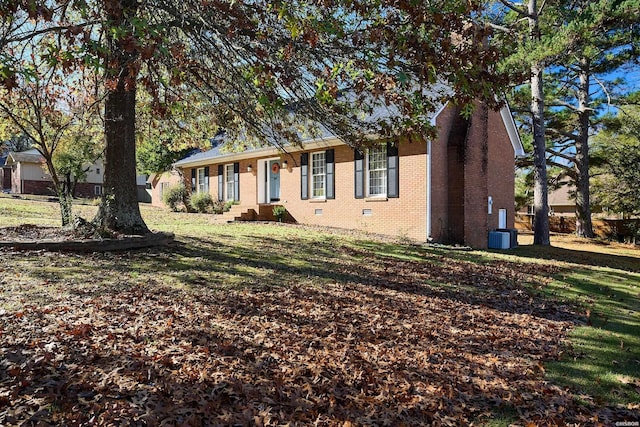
[2,0,507,234]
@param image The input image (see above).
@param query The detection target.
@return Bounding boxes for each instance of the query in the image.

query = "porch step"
[211,204,256,223]
[211,204,282,223]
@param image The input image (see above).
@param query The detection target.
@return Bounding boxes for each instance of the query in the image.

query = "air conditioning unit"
[496,228,518,248]
[488,231,511,249]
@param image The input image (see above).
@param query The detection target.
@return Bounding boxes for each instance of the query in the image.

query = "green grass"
[480,243,640,410]
[1,195,639,424]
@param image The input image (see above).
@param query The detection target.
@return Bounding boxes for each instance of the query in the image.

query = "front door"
[269,160,280,202]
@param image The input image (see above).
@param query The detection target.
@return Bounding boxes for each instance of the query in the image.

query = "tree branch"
[497,0,530,17]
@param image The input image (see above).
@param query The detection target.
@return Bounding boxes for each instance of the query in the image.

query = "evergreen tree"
[592,102,640,216]
[543,0,640,237]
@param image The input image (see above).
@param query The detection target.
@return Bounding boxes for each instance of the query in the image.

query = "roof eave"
[173,137,345,169]
[500,104,526,158]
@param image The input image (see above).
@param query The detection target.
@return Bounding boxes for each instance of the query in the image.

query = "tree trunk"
[94,76,148,234]
[93,0,149,235]
[528,0,550,245]
[574,57,594,238]
[59,191,73,227]
[43,154,73,227]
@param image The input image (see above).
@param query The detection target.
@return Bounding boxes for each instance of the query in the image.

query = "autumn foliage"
[1,230,636,425]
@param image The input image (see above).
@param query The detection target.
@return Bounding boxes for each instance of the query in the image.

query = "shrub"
[224,200,236,212]
[162,184,186,212]
[212,200,226,214]
[190,192,214,213]
[273,205,286,222]
[212,200,236,214]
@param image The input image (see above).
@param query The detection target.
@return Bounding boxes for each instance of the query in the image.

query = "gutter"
[173,137,345,169]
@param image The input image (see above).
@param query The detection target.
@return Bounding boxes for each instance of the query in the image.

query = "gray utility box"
[496,228,518,248]
[488,231,511,249]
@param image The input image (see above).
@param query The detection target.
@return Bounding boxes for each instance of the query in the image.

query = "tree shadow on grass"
[513,244,640,273]
[3,231,638,424]
[0,273,585,426]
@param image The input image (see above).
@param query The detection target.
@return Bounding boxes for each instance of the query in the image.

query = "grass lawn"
[0,195,638,426]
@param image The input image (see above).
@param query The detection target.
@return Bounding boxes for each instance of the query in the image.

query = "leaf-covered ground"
[0,199,638,425]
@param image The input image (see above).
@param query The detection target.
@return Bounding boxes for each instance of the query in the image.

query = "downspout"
[426,140,432,241]
[427,102,448,242]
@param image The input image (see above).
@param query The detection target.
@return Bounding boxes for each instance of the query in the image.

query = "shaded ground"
[1,224,82,242]
[0,232,633,426]
[0,198,638,425]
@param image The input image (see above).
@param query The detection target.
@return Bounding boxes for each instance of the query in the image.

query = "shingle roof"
[7,150,44,164]
[173,86,525,167]
[174,92,448,168]
[174,134,226,167]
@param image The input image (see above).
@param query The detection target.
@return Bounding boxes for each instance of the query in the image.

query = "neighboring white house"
[4,149,104,198]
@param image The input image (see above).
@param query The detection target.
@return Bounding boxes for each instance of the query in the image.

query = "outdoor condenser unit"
[496,228,518,248]
[488,231,511,249]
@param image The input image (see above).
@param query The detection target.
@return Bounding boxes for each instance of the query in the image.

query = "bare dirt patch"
[0,224,173,252]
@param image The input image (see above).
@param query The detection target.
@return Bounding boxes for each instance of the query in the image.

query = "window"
[94,185,102,196]
[96,168,101,175]
[197,167,206,193]
[301,149,334,200]
[225,164,235,201]
[311,152,326,198]
[218,163,239,202]
[354,143,398,199]
[159,182,169,198]
[367,145,387,197]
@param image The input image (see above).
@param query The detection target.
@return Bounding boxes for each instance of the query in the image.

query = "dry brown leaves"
[0,238,632,426]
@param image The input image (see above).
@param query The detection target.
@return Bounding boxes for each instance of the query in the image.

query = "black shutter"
[300,153,309,200]
[191,169,196,193]
[354,149,364,199]
[387,142,399,198]
[233,162,240,201]
[217,165,224,201]
[326,149,335,199]
[204,166,210,193]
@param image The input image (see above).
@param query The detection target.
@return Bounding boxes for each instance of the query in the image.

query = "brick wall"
[424,104,516,248]
[178,104,517,247]
[462,103,490,249]
[1,167,10,190]
[16,178,102,199]
[75,182,102,199]
[277,138,428,241]
[21,180,56,195]
[150,171,183,208]
[487,108,517,232]
[183,139,429,242]
[429,107,454,244]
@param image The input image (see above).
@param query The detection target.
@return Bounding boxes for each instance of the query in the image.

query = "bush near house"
[189,192,214,213]
[212,200,235,215]
[162,184,186,212]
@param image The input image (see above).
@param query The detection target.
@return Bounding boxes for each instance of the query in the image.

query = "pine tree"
[543,0,640,237]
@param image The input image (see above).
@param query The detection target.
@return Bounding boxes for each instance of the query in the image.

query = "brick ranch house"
[3,149,104,198]
[152,103,524,248]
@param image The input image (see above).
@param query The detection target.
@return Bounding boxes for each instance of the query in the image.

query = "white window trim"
[225,164,235,201]
[311,151,326,199]
[159,182,169,198]
[196,167,206,194]
[366,145,387,198]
